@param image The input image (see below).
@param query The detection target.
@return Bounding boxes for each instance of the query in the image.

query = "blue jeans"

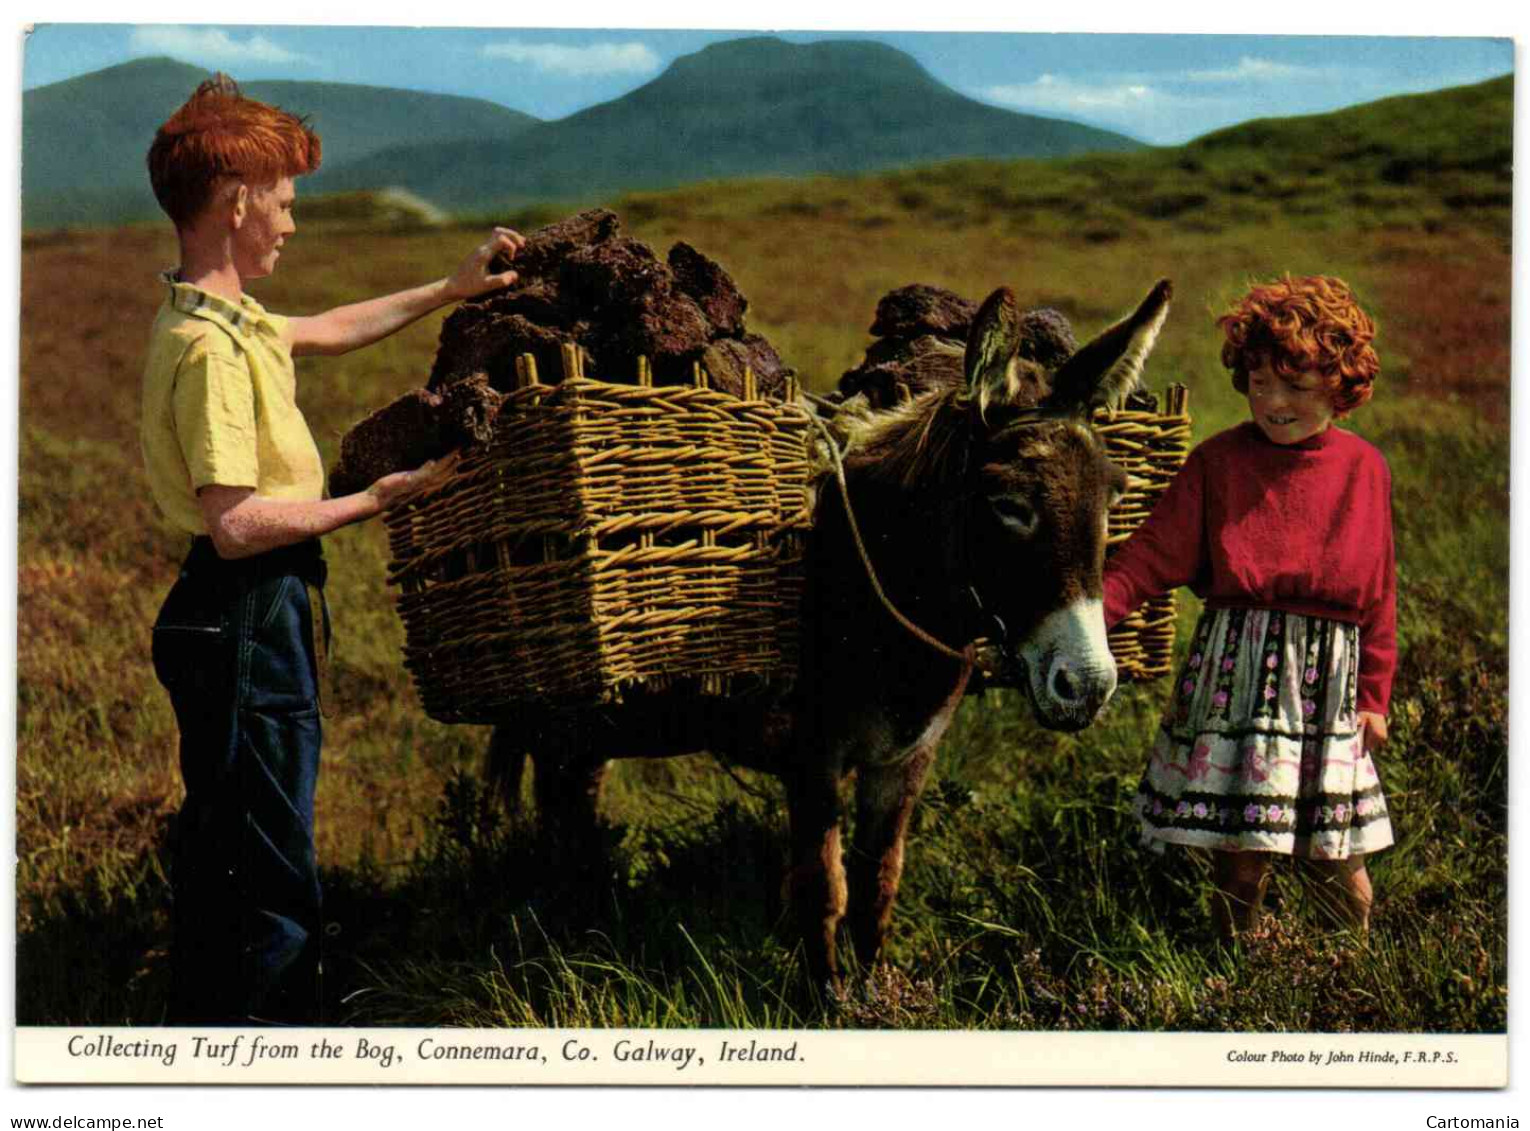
[152,537,329,1025]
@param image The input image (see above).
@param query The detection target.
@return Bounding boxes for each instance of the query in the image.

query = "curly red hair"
[1218,275,1379,417]
[147,74,321,228]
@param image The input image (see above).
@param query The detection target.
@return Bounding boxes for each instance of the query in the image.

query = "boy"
[142,74,523,1023]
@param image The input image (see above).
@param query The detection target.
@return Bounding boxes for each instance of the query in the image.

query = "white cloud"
[983,74,1160,113]
[1183,57,1322,83]
[480,40,661,78]
[972,53,1494,145]
[129,26,312,67]
[976,74,1230,143]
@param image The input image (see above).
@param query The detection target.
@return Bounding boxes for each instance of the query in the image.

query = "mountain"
[21,57,540,228]
[21,40,1142,228]
[315,37,1144,209]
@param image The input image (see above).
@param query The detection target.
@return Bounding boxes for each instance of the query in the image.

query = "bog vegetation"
[16,85,1509,1029]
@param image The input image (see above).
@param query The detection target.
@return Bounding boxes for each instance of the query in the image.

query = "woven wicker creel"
[385,358,1189,720]
[1094,384,1192,681]
[384,347,814,722]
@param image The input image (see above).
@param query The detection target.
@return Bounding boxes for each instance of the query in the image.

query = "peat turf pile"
[838,283,1079,408]
[329,209,793,496]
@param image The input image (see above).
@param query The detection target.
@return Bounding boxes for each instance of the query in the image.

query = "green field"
[16,82,1510,1029]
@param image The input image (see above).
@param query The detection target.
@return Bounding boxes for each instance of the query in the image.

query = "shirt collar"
[160,270,279,339]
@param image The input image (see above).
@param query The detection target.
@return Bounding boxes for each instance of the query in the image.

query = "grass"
[15,138,1508,1031]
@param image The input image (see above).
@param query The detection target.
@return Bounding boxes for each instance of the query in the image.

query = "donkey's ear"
[1044,279,1173,414]
[964,287,1022,408]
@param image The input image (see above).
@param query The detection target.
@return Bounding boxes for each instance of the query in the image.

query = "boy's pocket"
[244,575,321,710]
[152,576,231,700]
[259,575,298,630]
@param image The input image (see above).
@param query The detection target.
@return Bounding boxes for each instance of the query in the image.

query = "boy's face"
[1245,359,1335,445]
[233,176,297,281]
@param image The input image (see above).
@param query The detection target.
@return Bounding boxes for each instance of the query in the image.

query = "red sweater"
[1104,421,1397,714]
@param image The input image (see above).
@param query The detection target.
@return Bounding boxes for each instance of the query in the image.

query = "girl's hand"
[445,227,527,301]
[1358,710,1388,753]
[366,453,462,513]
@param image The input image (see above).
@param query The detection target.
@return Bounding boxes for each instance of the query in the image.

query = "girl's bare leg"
[1212,851,1273,940]
[1302,855,1373,932]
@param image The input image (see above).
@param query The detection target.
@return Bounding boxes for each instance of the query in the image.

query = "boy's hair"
[147,74,322,229]
[1218,275,1380,416]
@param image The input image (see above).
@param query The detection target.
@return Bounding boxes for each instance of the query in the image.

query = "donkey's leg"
[534,755,610,846]
[785,769,848,989]
[535,757,610,840]
[848,745,935,968]
[485,724,528,815]
[846,657,971,968]
[532,716,611,858]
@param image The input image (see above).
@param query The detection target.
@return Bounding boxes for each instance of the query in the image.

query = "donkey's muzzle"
[1017,600,1118,731]
[1034,650,1117,731]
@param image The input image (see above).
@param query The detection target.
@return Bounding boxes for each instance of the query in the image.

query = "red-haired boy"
[141,75,523,1023]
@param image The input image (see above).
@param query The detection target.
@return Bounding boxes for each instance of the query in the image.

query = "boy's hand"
[1358,710,1388,753]
[367,452,462,512]
[445,227,527,301]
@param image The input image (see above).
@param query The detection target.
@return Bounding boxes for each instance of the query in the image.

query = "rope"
[804,410,975,667]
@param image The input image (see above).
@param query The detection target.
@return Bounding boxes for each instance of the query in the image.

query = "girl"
[1104,274,1396,938]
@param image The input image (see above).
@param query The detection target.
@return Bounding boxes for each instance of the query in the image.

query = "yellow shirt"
[140,272,325,536]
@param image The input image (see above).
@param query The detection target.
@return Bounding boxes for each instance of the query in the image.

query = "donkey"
[489,279,1173,986]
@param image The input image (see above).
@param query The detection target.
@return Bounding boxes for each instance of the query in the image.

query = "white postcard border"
[14,1027,1506,1088]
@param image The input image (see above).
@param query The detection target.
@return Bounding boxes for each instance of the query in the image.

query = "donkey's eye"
[990,495,1039,536]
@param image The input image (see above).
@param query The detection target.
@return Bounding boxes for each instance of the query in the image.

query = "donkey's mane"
[837,383,962,488]
[841,359,1051,490]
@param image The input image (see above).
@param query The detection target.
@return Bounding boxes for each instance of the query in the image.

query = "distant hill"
[21,57,540,228]
[21,39,1141,228]
[1186,72,1513,183]
[315,36,1144,209]
[822,72,1513,246]
[1155,73,1514,228]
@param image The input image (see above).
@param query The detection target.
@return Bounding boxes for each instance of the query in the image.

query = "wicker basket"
[384,347,814,723]
[1093,384,1192,680]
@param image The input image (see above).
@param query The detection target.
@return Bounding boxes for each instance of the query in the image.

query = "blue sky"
[21,23,1513,144]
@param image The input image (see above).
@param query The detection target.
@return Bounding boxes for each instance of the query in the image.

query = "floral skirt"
[1134,607,1394,859]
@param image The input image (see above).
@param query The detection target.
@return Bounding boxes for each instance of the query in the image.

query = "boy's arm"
[197,456,457,559]
[286,228,525,358]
